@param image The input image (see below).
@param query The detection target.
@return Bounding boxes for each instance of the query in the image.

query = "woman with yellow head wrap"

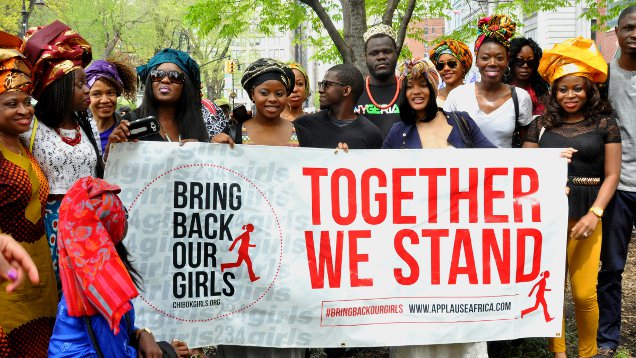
[281,62,310,121]
[0,30,58,358]
[444,14,534,148]
[524,37,621,358]
[429,39,473,105]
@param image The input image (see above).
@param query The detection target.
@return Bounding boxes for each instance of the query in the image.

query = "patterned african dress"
[0,143,58,358]
[241,124,300,147]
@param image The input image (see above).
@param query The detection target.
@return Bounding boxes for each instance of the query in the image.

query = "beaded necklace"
[365,75,401,110]
[55,123,82,146]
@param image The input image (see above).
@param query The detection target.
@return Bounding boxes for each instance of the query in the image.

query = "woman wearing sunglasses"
[443,15,533,148]
[429,39,473,106]
[503,37,550,116]
[106,49,209,150]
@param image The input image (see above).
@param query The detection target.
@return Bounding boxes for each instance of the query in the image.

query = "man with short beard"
[296,64,382,149]
[356,24,402,139]
[597,5,636,357]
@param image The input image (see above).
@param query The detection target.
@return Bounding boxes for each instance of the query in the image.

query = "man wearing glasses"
[296,64,382,150]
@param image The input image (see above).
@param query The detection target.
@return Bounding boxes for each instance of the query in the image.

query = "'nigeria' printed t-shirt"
[355,82,402,139]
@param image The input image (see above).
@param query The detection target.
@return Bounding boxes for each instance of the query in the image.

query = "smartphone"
[127,116,160,140]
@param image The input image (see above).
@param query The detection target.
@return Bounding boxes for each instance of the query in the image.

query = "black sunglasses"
[514,59,537,68]
[435,60,458,71]
[318,80,347,91]
[150,69,186,84]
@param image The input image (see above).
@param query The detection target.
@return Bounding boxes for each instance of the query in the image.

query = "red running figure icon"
[521,270,554,322]
[221,224,260,282]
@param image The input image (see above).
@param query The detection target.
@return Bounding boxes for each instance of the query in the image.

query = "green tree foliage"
[186,0,625,73]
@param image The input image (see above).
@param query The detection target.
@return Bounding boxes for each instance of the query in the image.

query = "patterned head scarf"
[398,58,441,95]
[429,39,473,75]
[288,61,310,94]
[538,37,607,84]
[85,60,123,92]
[137,48,201,90]
[474,14,516,54]
[363,24,397,43]
[241,58,295,100]
[21,20,92,100]
[0,31,33,95]
[58,177,136,334]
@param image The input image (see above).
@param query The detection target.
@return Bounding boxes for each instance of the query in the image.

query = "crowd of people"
[0,5,635,358]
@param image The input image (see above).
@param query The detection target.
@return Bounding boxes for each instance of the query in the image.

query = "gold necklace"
[0,136,23,155]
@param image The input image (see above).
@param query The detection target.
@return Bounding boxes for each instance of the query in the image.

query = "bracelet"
[136,327,153,341]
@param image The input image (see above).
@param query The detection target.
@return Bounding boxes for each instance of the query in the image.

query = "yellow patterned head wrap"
[538,37,607,84]
[398,58,440,95]
[0,31,33,95]
[429,39,473,75]
[288,62,310,94]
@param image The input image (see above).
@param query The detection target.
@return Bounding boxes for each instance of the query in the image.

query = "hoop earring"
[504,66,511,77]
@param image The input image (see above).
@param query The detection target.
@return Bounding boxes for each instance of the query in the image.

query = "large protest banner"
[105,142,568,348]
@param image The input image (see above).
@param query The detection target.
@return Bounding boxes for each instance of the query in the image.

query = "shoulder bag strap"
[510,85,520,128]
[29,118,39,152]
[83,316,106,358]
[201,99,217,115]
[450,112,473,148]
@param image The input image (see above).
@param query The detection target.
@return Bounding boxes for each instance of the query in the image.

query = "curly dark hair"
[106,58,137,102]
[503,37,550,99]
[398,74,438,124]
[542,76,613,129]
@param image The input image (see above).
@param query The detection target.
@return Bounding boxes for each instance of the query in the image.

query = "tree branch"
[396,0,416,54]
[299,0,350,62]
[382,0,399,25]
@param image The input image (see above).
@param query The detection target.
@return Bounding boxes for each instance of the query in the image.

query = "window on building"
[424,28,428,35]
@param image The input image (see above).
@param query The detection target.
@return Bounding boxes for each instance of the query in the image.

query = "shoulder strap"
[83,316,106,358]
[510,85,519,127]
[599,63,610,100]
[450,112,473,148]
[201,99,217,115]
[29,118,38,152]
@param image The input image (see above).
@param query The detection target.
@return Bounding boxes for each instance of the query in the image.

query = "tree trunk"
[349,0,368,74]
[102,30,121,59]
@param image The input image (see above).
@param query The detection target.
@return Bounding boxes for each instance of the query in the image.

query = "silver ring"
[583,232,590,237]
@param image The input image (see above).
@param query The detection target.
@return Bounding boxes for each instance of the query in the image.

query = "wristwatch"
[136,327,153,341]
[589,206,604,218]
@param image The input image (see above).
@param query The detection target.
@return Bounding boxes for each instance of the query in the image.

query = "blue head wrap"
[137,48,201,89]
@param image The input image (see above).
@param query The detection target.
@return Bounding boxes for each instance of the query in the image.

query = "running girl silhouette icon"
[221,224,260,282]
[521,270,555,322]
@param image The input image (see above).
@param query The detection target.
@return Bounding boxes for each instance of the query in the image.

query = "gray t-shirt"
[609,60,636,191]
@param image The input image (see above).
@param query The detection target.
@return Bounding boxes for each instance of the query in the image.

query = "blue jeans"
[597,190,636,349]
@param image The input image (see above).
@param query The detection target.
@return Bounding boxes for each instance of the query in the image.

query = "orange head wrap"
[0,31,33,95]
[538,37,607,84]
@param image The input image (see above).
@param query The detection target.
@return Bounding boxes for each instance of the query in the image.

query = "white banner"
[105,142,568,348]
